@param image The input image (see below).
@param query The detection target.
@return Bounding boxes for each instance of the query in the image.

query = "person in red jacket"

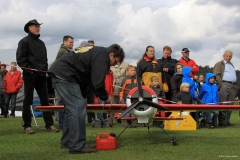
[178,48,199,77]
[4,62,23,117]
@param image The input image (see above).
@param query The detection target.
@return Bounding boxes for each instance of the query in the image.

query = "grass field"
[0,111,240,160]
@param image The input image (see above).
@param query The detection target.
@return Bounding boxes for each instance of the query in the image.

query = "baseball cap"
[182,48,190,53]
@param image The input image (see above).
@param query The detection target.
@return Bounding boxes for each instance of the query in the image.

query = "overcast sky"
[0,0,240,70]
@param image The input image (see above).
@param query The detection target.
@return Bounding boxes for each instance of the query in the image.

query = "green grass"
[1,112,240,160]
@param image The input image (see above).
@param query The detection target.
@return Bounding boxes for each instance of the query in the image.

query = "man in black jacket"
[48,44,125,154]
[16,19,59,134]
[157,46,178,102]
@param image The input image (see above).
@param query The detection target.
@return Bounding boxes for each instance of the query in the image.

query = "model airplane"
[35,73,240,146]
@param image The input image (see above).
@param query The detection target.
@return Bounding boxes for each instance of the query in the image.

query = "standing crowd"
[0,19,238,154]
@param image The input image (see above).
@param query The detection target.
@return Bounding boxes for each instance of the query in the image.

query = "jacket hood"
[205,73,216,84]
[182,66,192,78]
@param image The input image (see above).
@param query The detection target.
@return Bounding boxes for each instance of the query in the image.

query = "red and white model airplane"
[36,74,240,146]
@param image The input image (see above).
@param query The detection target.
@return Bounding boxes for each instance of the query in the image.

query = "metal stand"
[31,105,44,129]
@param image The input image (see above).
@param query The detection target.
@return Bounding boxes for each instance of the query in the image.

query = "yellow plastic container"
[164,111,196,130]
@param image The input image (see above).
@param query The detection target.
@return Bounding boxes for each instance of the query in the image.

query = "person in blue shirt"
[198,73,219,128]
[182,66,200,128]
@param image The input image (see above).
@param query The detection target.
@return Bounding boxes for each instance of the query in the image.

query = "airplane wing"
[35,103,240,111]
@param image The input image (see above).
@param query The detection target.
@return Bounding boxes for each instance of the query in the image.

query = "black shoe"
[69,148,98,154]
[200,119,206,127]
[207,123,215,129]
[61,146,68,149]
[10,114,15,118]
[228,123,234,126]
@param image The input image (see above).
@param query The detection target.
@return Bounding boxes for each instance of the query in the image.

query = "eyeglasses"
[176,67,182,69]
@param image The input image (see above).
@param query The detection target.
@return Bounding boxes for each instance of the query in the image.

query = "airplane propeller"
[117,72,169,119]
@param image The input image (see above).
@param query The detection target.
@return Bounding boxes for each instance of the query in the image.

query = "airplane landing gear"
[171,136,177,146]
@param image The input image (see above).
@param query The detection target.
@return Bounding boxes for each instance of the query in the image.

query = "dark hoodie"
[170,72,183,98]
[198,73,219,104]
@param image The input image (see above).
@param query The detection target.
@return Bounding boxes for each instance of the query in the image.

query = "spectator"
[1,64,8,75]
[3,62,23,118]
[55,35,74,129]
[179,48,199,77]
[48,44,125,154]
[170,63,184,101]
[80,40,97,123]
[198,74,205,91]
[149,76,166,120]
[96,70,114,122]
[157,46,178,102]
[198,73,219,128]
[111,61,129,104]
[182,66,200,128]
[137,46,163,88]
[175,82,194,104]
[88,40,94,46]
[74,41,89,51]
[149,76,165,101]
[119,65,137,103]
[16,19,59,134]
[119,65,137,128]
[213,50,237,126]
[0,64,7,117]
[56,35,74,60]
[79,40,96,123]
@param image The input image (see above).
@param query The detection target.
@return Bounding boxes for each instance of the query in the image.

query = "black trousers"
[22,72,54,129]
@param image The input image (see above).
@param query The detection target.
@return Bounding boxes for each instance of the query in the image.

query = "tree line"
[197,65,240,88]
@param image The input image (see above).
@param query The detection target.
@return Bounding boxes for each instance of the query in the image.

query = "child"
[182,66,200,127]
[198,73,219,128]
[149,76,166,118]
[149,76,166,100]
[119,65,137,128]
[175,82,194,104]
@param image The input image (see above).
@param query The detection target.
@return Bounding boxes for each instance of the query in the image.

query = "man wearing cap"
[179,48,199,77]
[213,50,237,126]
[16,19,59,134]
[88,40,94,46]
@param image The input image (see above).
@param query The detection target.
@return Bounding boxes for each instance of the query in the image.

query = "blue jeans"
[206,111,219,126]
[4,93,17,116]
[53,78,86,151]
[58,99,65,130]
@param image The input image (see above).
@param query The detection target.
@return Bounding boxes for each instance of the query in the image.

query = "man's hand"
[163,68,168,72]
[177,101,182,104]
[120,97,124,103]
[105,95,113,104]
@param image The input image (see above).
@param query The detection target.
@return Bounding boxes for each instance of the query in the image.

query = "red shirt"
[179,57,199,76]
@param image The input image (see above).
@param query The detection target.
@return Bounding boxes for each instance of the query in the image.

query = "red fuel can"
[96,132,117,150]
